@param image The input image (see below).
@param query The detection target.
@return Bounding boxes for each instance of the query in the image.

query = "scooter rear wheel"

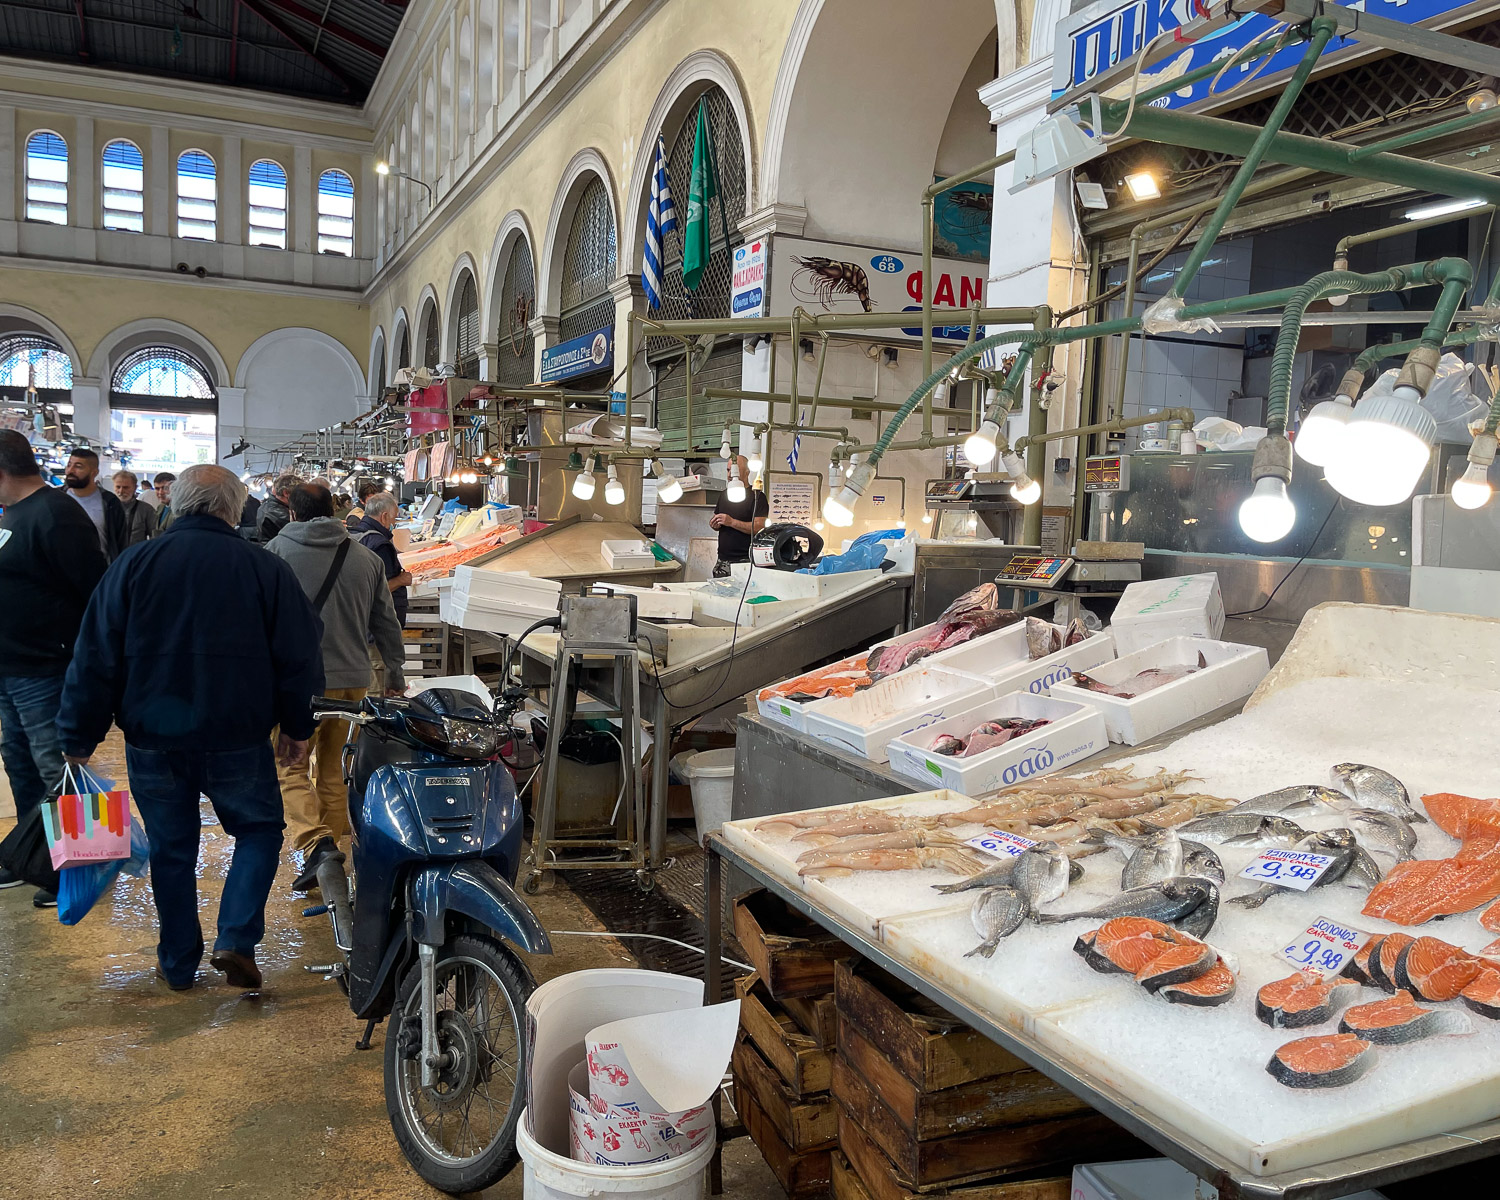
[384,933,532,1194]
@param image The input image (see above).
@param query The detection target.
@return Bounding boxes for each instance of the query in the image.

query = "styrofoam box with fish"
[1052,636,1269,745]
[803,666,998,763]
[754,649,869,733]
[718,790,995,935]
[885,691,1107,797]
[927,621,1116,696]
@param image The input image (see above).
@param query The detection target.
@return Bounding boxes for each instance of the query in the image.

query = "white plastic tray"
[928,623,1116,695]
[802,666,996,762]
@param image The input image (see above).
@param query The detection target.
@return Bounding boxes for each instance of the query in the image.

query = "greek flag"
[643,136,676,311]
[786,409,805,471]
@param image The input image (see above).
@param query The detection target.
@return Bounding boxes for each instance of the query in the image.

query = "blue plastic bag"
[57,816,149,926]
[798,541,889,575]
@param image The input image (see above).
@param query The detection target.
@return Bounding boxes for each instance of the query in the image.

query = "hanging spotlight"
[966,418,1002,468]
[566,450,584,471]
[824,460,872,528]
[651,460,684,503]
[604,461,625,505]
[1123,170,1161,202]
[719,426,733,460]
[746,435,764,474]
[1324,387,1437,506]
[726,462,747,503]
[1295,372,1361,467]
[1468,78,1498,114]
[1000,451,1041,505]
[572,455,597,500]
[1238,436,1297,543]
[1452,431,1496,510]
[932,378,952,407]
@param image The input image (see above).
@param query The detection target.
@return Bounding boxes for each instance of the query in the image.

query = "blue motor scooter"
[308,684,550,1195]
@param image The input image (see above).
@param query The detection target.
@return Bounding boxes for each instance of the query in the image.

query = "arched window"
[0,333,73,390]
[558,176,617,343]
[177,150,217,241]
[458,19,475,140]
[101,140,144,233]
[454,272,480,377]
[496,239,535,387]
[502,0,521,93]
[317,169,355,256]
[396,323,411,370]
[25,132,68,225]
[421,302,441,369]
[113,346,217,401]
[423,80,438,185]
[248,159,288,248]
[478,2,497,109]
[372,338,387,395]
[440,49,455,162]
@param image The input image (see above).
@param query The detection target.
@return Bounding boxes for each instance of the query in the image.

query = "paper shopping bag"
[41,765,132,870]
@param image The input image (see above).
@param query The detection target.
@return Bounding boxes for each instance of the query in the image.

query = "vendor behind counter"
[710,455,768,577]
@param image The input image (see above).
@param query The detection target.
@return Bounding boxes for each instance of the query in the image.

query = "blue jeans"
[126,743,285,985]
[0,673,66,820]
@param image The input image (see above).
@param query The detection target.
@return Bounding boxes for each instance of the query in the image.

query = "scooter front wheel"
[384,933,532,1194]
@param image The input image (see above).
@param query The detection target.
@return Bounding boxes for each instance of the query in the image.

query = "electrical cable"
[547,929,754,974]
[1208,21,1293,99]
[637,554,756,712]
[1226,491,1340,618]
[1101,27,1177,146]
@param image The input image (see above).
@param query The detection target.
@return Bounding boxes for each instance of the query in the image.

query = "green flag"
[681,97,718,293]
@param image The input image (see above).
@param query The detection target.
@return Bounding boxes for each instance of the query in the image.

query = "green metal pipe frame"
[1347,104,1500,160]
[1336,205,1496,259]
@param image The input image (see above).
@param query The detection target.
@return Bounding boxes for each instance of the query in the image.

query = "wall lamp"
[375,161,434,204]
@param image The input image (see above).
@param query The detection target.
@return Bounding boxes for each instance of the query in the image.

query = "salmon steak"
[1088,916,1188,974]
[1160,958,1237,1007]
[1367,933,1415,992]
[1338,989,1473,1044]
[1267,1033,1375,1089]
[1392,937,1484,1002]
[1362,798,1500,925]
[1135,940,1217,993]
[1460,967,1500,1020]
[1256,971,1361,1029]
[1342,935,1383,986]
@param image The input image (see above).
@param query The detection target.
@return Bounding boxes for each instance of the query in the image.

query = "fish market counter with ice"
[707,604,1500,1199]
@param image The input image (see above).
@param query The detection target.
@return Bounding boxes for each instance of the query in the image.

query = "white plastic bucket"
[679,748,736,844]
[518,1109,712,1199]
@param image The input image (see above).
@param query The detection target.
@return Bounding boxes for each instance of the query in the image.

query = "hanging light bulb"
[844,453,859,479]
[726,462,747,503]
[1238,435,1297,543]
[1000,451,1041,505]
[604,461,625,505]
[653,460,684,503]
[1295,395,1355,467]
[1452,432,1496,510]
[746,435,763,474]
[921,511,932,525]
[572,455,596,500]
[642,457,654,475]
[720,426,733,459]
[384,476,397,489]
[965,419,1001,467]
[823,460,872,528]
[1324,387,1436,506]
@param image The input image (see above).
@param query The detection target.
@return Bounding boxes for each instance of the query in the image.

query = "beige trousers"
[275,685,366,854]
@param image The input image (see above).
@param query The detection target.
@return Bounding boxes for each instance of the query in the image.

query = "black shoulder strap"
[312,539,352,612]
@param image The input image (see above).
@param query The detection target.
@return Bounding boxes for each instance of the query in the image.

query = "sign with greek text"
[1239,848,1337,891]
[1278,916,1367,980]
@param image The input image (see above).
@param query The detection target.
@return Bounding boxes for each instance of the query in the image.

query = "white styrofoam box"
[724,563,881,600]
[1051,636,1269,745]
[753,650,868,732]
[802,666,996,762]
[929,622,1116,696]
[601,539,657,570]
[589,582,693,621]
[1109,572,1224,656]
[885,691,1108,795]
[841,534,916,574]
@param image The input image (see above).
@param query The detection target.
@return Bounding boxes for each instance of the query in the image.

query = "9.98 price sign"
[1279,917,1366,980]
[1238,848,1336,891]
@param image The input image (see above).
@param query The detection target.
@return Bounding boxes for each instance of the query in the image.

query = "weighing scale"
[923,477,1021,539]
[995,553,1074,590]
[1083,453,1131,493]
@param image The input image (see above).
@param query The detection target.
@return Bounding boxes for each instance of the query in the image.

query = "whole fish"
[1012,842,1072,909]
[1332,763,1426,823]
[1310,828,1384,889]
[1229,829,1359,910]
[1234,786,1348,816]
[1181,841,1226,884]
[1072,653,1206,699]
[1152,811,1307,848]
[1025,616,1063,660]
[932,845,1083,894]
[1035,876,1220,937]
[1122,829,1185,889]
[1349,808,1417,862]
[965,887,1028,958]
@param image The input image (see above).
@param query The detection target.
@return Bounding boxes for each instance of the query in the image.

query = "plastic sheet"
[56,816,149,926]
[1141,293,1223,335]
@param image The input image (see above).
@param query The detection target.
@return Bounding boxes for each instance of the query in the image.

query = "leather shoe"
[156,965,195,992]
[292,836,345,893]
[209,949,263,990]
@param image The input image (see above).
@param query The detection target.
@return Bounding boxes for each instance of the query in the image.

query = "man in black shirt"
[709,455,769,577]
[0,431,108,904]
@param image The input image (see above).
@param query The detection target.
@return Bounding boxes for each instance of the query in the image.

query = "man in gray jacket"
[265,481,406,890]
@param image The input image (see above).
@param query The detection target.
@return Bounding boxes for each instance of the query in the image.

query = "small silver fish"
[1349,808,1417,862]
[1035,876,1219,937]
[1012,842,1072,909]
[1181,840,1226,883]
[965,887,1028,958]
[1171,812,1308,848]
[1237,786,1349,816]
[1331,763,1425,823]
[932,846,1082,894]
[1121,829,1184,890]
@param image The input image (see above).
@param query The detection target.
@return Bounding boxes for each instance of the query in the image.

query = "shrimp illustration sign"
[768,236,985,342]
[1053,0,1477,110]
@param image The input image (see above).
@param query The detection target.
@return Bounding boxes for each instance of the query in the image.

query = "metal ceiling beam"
[229,0,240,82]
[72,0,90,60]
[258,0,391,60]
[1242,0,1500,76]
[234,0,356,94]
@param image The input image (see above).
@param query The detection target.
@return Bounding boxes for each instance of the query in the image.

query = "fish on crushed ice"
[1092,827,1184,890]
[1460,966,1500,1019]
[1230,829,1360,910]
[1159,958,1237,1007]
[1362,809,1500,925]
[1036,876,1219,937]
[1235,785,1348,816]
[798,844,987,879]
[1331,763,1425,823]
[1349,809,1417,862]
[1181,841,1226,883]
[965,887,1029,958]
[1392,937,1485,1002]
[1021,795,1091,826]
[1135,941,1217,992]
[1338,990,1472,1044]
[1368,933,1415,993]
[995,767,1140,797]
[1256,971,1362,1029]
[1071,652,1207,699]
[1075,916,1191,974]
[1011,842,1072,910]
[1267,1033,1374,1089]
[932,847,1083,894]
[794,828,964,866]
[1160,812,1307,848]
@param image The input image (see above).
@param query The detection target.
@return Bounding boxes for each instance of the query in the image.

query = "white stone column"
[610,274,643,414]
[220,136,242,243]
[149,126,170,237]
[216,385,247,463]
[0,104,17,255]
[74,116,95,228]
[528,314,557,383]
[292,144,314,253]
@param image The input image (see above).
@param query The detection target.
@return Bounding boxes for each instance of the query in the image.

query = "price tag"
[966,830,1037,859]
[1278,917,1367,980]
[1238,848,1337,891]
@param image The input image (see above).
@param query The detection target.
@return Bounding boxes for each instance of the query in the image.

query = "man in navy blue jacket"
[56,464,324,992]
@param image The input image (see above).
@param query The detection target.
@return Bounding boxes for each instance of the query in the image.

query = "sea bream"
[964,887,1028,958]
[931,844,1083,894]
[1349,809,1418,862]
[1035,875,1220,938]
[1152,812,1308,848]
[1331,763,1425,824]
[1232,786,1347,816]
[1228,828,1371,910]
[1084,827,1183,889]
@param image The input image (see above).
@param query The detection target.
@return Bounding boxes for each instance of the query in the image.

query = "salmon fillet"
[1393,937,1484,1002]
[1134,941,1216,992]
[1368,933,1415,992]
[1362,841,1500,926]
[1256,971,1361,1028]
[1422,793,1500,841]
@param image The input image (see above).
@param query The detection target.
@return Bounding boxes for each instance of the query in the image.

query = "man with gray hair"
[56,463,324,993]
[256,471,301,543]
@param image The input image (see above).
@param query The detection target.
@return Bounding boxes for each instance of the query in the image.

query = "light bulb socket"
[1249,434,1293,487]
[1352,388,1438,445]
[1395,344,1442,397]
[566,450,584,471]
[932,379,951,406]
[1328,254,1350,306]
[1336,368,1367,403]
[1470,430,1499,470]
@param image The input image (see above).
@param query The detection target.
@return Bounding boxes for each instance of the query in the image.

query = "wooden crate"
[835,959,1026,1091]
[834,1069,1137,1192]
[737,973,835,1095]
[831,1149,1069,1200]
[837,1023,1090,1140]
[737,1077,834,1199]
[782,989,839,1048]
[734,1036,838,1152]
[736,890,856,1000]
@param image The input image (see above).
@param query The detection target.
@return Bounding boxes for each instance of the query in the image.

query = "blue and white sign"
[541,325,613,383]
[730,239,767,318]
[1053,0,1481,111]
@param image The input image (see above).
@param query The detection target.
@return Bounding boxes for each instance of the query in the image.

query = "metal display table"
[703,834,1500,1200]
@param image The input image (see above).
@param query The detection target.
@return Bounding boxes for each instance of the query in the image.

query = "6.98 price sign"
[1279,917,1366,980]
